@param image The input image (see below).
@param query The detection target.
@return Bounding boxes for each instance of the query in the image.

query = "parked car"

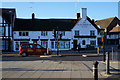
[19,43,52,57]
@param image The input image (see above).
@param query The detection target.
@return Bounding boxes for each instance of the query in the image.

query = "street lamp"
[103,28,107,62]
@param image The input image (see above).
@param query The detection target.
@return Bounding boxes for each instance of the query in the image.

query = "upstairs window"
[61,31,65,36]
[19,32,29,36]
[41,31,47,36]
[75,30,79,36]
[0,27,4,36]
[90,30,95,36]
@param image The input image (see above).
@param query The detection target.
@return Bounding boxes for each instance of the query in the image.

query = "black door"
[73,40,77,50]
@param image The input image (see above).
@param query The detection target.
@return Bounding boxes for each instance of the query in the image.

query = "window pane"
[51,42,54,48]
[34,44,41,48]
[75,31,79,36]
[46,32,47,36]
[19,32,21,36]
[90,31,95,36]
[29,45,33,48]
[62,31,65,36]
[23,32,25,36]
[90,40,96,45]
[22,45,26,49]
[26,32,28,36]
[82,40,85,45]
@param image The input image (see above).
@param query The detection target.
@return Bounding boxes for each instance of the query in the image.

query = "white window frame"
[41,31,47,36]
[19,32,29,36]
[75,30,79,36]
[90,40,96,46]
[90,30,95,36]
[61,31,65,36]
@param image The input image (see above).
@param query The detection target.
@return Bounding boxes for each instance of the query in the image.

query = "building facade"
[95,17,120,46]
[13,8,98,51]
[0,8,16,51]
[107,24,120,46]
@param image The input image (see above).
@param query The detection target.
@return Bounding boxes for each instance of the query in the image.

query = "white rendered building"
[13,8,99,51]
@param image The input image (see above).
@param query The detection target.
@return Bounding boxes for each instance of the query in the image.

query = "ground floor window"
[19,41,29,50]
[1,40,8,51]
[41,41,48,48]
[15,42,19,50]
[90,40,96,46]
[51,41,54,48]
[52,41,70,49]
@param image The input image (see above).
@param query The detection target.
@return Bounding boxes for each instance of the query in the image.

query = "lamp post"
[103,28,107,62]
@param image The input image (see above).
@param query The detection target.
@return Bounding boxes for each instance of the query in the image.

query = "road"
[1,53,120,80]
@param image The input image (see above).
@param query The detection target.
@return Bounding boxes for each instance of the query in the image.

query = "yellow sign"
[36,49,41,52]
[97,47,99,54]
[47,48,49,54]
[101,46,104,49]
[102,37,104,42]
[27,49,33,52]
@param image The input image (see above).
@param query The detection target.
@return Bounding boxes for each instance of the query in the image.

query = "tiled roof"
[95,17,116,29]
[14,17,99,31]
[14,18,79,31]
[110,26,120,32]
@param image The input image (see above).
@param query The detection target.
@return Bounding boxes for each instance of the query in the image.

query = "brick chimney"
[76,13,80,19]
[32,13,35,19]
[81,8,87,20]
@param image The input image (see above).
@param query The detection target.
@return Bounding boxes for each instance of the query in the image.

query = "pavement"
[1,52,120,80]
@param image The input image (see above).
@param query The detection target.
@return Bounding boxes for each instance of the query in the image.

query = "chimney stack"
[76,13,80,19]
[91,19,94,22]
[81,8,87,20]
[32,13,35,19]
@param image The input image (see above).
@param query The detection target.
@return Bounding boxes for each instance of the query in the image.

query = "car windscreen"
[34,44,42,49]
[22,44,33,49]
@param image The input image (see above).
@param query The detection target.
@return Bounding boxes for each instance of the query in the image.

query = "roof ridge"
[15,18,77,20]
[96,16,116,21]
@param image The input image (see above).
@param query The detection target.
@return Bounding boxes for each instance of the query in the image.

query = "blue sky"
[1,2,118,20]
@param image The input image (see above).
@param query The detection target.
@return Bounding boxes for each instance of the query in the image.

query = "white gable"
[72,18,97,36]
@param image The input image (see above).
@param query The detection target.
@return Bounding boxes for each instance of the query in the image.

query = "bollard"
[97,47,99,55]
[112,47,113,61]
[47,48,49,55]
[106,52,110,74]
[93,61,99,80]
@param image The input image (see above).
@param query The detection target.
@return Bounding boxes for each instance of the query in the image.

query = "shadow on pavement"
[2,54,103,61]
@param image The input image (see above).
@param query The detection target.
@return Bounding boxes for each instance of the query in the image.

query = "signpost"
[53,28,62,56]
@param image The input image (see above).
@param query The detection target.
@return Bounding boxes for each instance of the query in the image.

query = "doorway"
[73,40,77,50]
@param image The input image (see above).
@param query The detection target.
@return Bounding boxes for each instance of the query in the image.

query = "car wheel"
[22,52,27,57]
[44,52,47,55]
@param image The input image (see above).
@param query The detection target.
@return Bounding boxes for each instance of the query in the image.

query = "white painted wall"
[72,18,98,48]
[13,31,72,51]
[14,31,72,40]
[13,8,98,51]
[0,15,2,23]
